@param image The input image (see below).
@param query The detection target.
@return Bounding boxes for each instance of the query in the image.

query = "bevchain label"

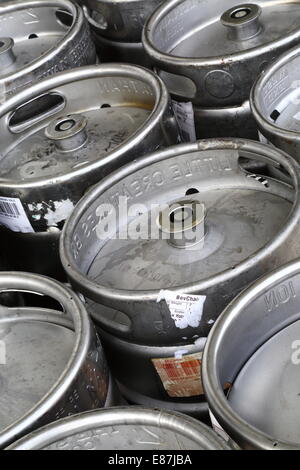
[157,290,206,329]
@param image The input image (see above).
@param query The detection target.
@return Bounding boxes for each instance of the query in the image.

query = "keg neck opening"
[45,114,88,152]
[0,37,16,69]
[158,198,206,249]
[221,4,262,41]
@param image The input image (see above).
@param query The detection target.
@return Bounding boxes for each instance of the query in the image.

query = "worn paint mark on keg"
[264,281,296,312]
[152,352,203,398]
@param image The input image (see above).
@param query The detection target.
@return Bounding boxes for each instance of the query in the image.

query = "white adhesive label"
[209,410,231,442]
[0,197,34,233]
[172,100,196,143]
[157,290,206,329]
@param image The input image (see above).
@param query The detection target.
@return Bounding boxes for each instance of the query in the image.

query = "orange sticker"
[152,352,203,398]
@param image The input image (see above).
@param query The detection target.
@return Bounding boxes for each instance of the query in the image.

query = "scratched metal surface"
[0,0,96,98]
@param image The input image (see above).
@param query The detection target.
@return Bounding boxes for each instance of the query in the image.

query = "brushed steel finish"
[0,272,109,448]
[0,0,96,101]
[143,0,300,107]
[7,407,230,450]
[60,139,300,346]
[202,259,300,449]
[251,44,300,162]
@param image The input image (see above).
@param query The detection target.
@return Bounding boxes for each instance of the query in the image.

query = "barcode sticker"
[172,100,196,143]
[0,197,34,233]
[152,352,204,398]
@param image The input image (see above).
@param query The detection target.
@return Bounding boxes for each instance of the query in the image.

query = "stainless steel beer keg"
[202,259,300,450]
[251,44,300,162]
[60,138,300,417]
[0,64,179,277]
[7,407,231,450]
[0,272,110,449]
[0,0,96,101]
[143,0,300,138]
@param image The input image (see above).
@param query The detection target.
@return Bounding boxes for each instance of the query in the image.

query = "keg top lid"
[0,1,77,87]
[145,0,300,61]
[0,307,74,436]
[62,139,298,295]
[7,407,230,450]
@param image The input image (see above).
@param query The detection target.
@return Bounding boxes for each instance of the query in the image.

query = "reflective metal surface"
[0,64,179,232]
[251,44,300,162]
[61,139,300,346]
[143,0,300,106]
[7,407,230,450]
[202,259,300,450]
[0,272,109,448]
[0,0,96,101]
[82,0,163,42]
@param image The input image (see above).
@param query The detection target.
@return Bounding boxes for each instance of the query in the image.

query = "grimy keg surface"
[88,189,289,290]
[0,315,74,432]
[0,107,150,180]
[0,0,95,98]
[143,0,300,106]
[228,319,300,444]
[7,407,231,450]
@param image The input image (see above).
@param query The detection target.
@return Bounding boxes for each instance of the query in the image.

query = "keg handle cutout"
[221,4,262,41]
[8,93,65,134]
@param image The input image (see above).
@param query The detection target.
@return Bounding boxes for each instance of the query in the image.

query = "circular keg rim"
[0,272,91,448]
[0,63,167,188]
[60,138,300,307]
[6,406,231,450]
[202,258,300,450]
[250,44,300,142]
[0,0,82,83]
[143,0,300,67]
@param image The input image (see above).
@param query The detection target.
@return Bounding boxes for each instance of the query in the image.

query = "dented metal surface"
[0,0,96,101]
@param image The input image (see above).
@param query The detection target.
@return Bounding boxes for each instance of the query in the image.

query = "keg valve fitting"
[45,114,88,152]
[221,4,262,41]
[0,38,16,68]
[158,198,206,249]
